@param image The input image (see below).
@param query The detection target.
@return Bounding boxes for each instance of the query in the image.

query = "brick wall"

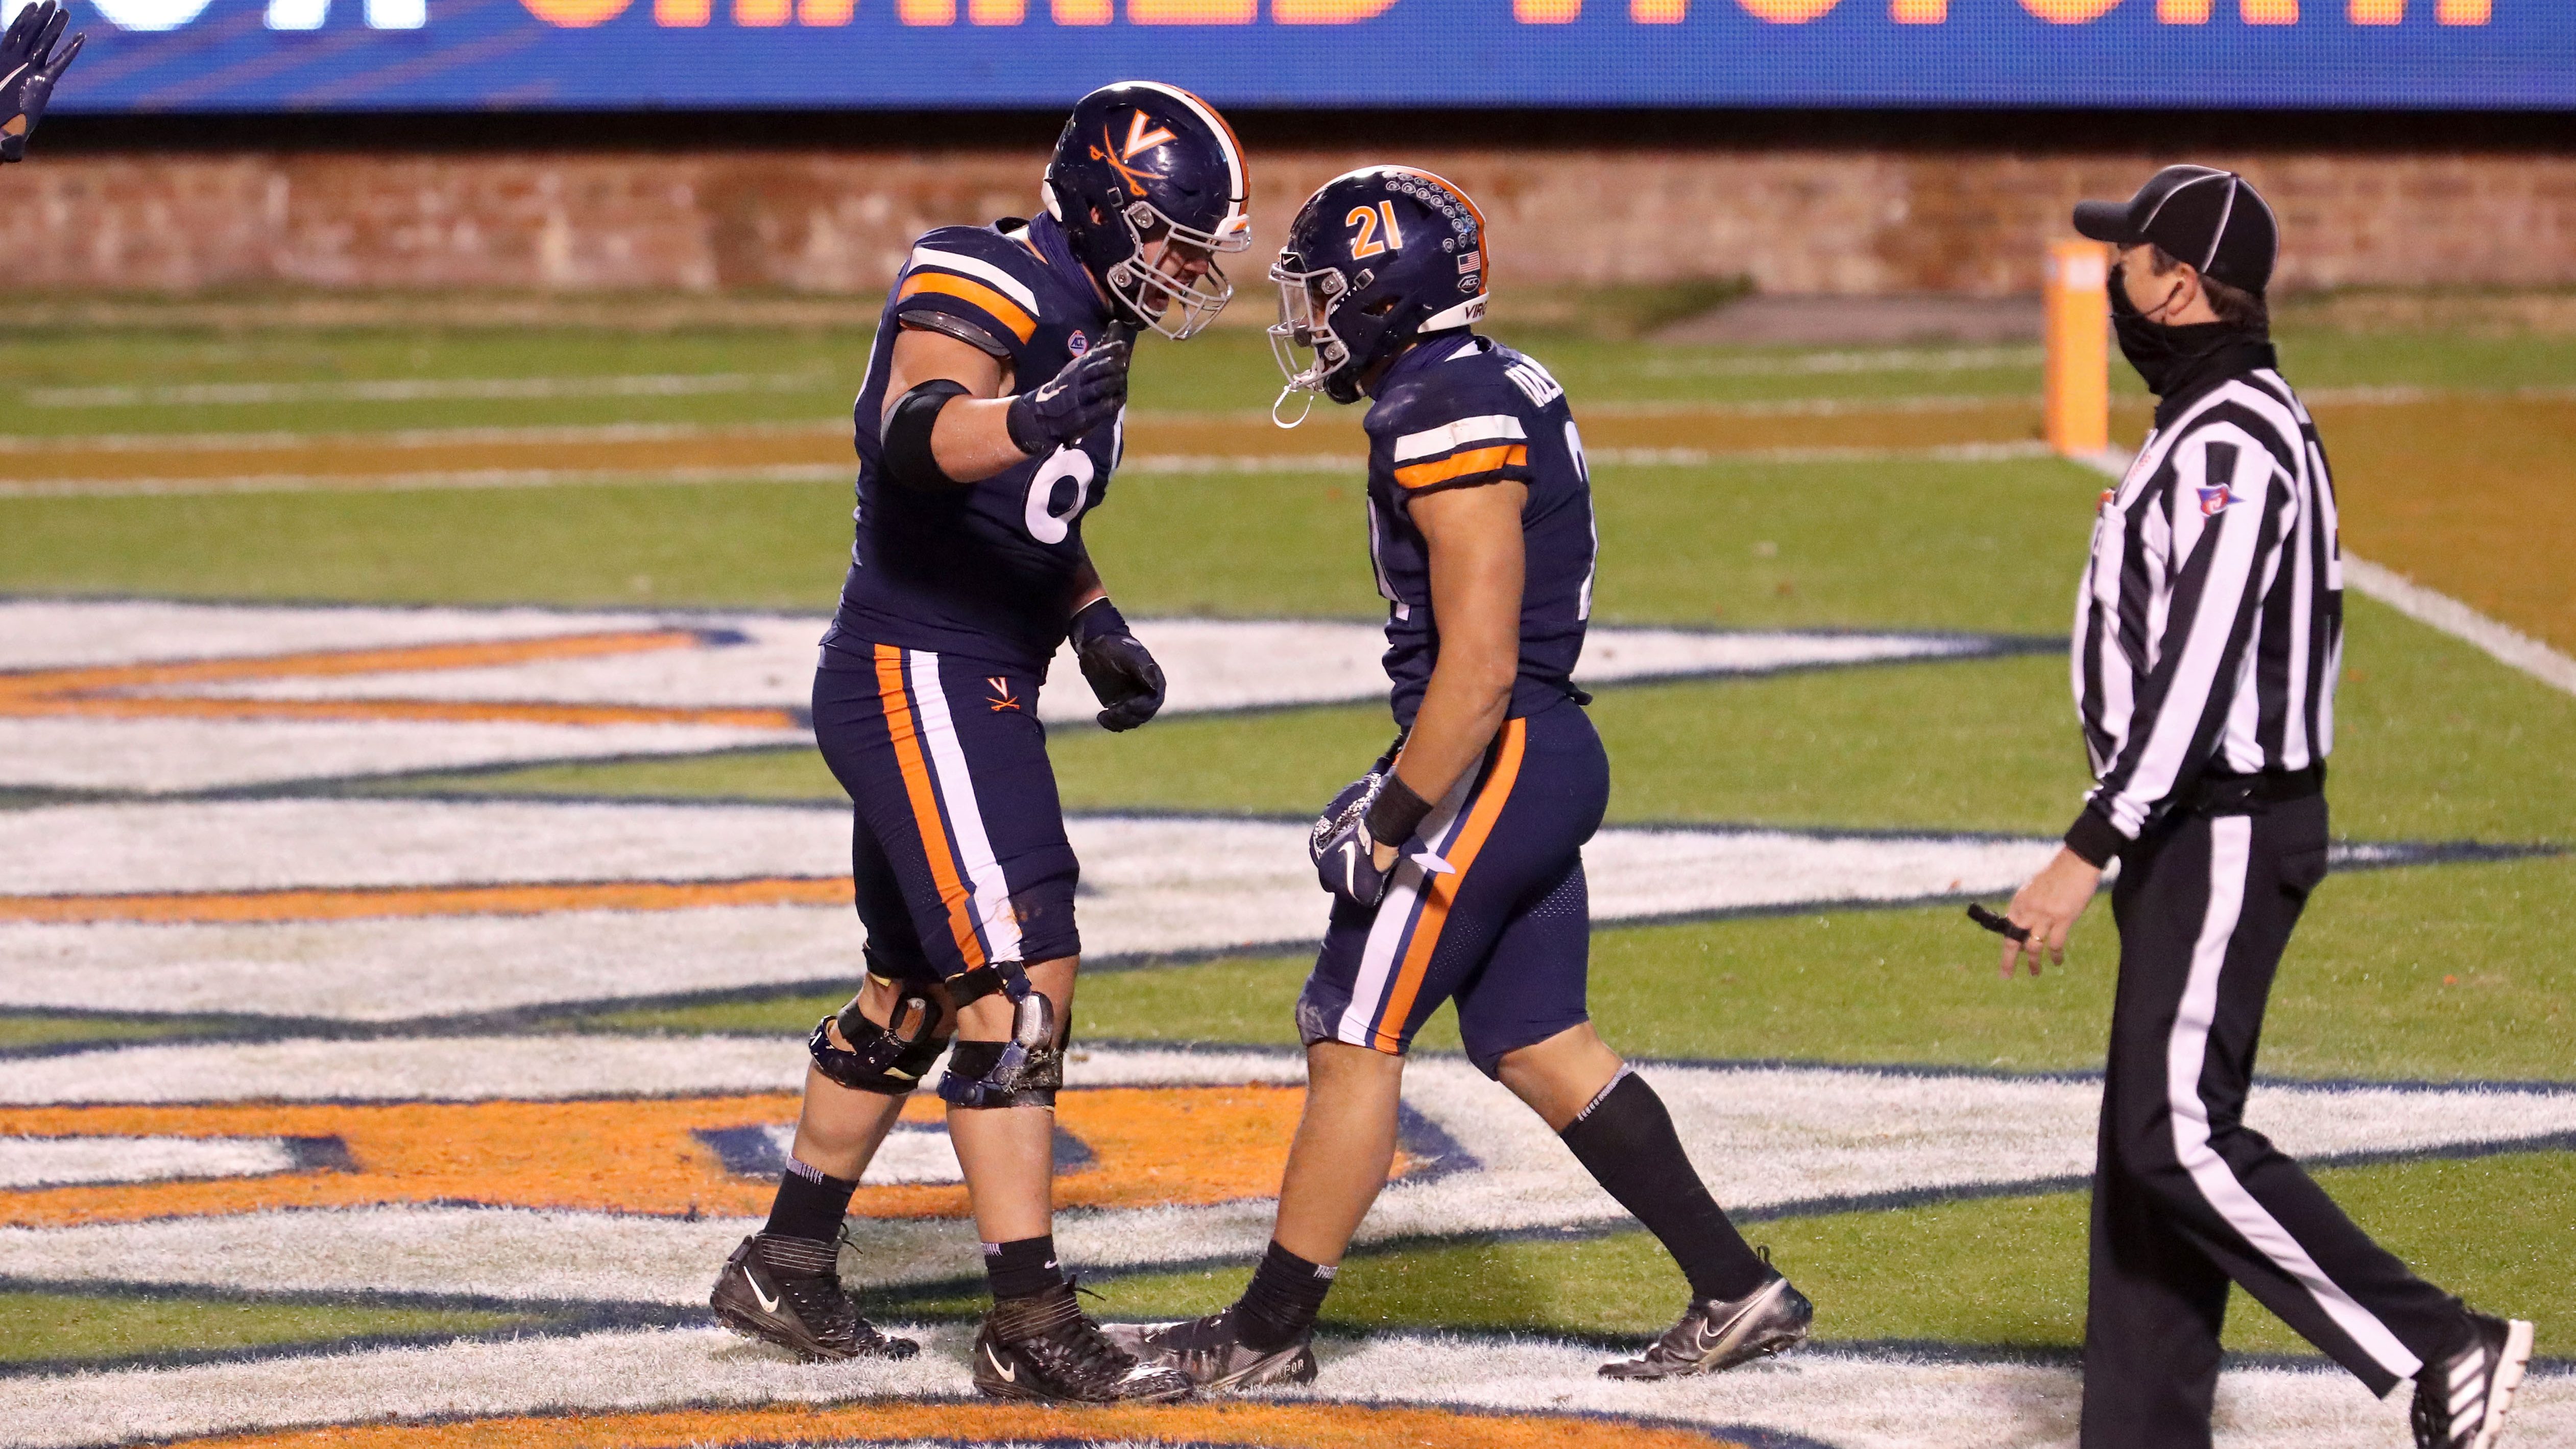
[13,145,2575,296]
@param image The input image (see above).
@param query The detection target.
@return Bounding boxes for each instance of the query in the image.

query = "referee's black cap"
[2074,165,2278,296]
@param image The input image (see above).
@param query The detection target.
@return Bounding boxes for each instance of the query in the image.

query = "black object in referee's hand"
[1967,903,2031,944]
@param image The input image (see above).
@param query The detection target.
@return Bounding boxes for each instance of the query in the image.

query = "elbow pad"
[880,379,973,491]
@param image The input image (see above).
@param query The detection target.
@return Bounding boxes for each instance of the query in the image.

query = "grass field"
[1,295,2569,1445]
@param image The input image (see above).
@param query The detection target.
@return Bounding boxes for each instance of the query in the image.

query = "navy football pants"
[1297,699,1609,1076]
[812,642,1080,988]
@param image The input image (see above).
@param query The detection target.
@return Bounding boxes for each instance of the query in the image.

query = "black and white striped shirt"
[2065,344,2344,867]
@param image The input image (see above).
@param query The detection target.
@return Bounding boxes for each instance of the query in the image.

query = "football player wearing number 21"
[704,80,1250,1406]
[1114,168,1816,1390]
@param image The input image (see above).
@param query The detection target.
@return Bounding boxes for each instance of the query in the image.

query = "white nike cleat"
[1600,1273,1813,1380]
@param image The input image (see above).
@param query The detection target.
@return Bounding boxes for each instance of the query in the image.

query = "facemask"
[2108,260,2253,397]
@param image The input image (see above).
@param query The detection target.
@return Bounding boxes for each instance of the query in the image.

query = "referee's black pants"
[2079,792,2469,1448]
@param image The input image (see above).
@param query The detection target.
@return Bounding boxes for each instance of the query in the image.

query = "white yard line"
[2077,450,2574,698]
[8,1321,2569,1449]
[2341,556,2576,698]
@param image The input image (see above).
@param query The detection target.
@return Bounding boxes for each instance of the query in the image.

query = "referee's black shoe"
[1599,1273,1812,1380]
[2413,1312,2534,1449]
[709,1232,919,1362]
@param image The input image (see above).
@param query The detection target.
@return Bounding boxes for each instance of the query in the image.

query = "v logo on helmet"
[1091,121,1170,198]
[1121,111,1176,161]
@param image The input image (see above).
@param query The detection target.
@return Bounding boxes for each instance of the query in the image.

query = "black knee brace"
[808,988,946,1096]
[937,1036,1065,1109]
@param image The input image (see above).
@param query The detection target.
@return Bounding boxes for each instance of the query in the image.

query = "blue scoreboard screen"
[31,0,2572,113]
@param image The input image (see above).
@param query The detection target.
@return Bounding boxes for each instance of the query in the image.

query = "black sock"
[1233,1240,1336,1351]
[1558,1070,1773,1302]
[984,1234,1064,1301]
[762,1157,858,1244]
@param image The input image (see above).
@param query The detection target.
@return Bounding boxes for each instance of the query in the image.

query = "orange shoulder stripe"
[896,272,1039,343]
[1393,443,1527,491]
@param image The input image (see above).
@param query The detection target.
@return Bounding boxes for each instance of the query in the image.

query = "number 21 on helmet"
[1269,166,1490,425]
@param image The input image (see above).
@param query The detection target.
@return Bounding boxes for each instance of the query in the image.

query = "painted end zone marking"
[129,1400,1793,1449]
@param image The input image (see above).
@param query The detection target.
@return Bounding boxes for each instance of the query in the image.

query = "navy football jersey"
[825,214,1120,674]
[1363,334,1598,727]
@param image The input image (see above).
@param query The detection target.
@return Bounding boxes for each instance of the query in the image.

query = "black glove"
[1006,327,1129,457]
[1,1,82,164]
[1309,770,1452,910]
[1069,597,1163,732]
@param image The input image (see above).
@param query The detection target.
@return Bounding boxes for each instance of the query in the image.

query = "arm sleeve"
[2070,430,2288,858]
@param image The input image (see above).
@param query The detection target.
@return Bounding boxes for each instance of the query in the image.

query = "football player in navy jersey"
[1113,168,1812,1389]
[707,80,1249,1405]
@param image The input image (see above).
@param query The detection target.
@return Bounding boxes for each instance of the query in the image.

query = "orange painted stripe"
[896,272,1039,343]
[149,1398,1747,1449]
[875,644,986,971]
[0,629,796,729]
[0,631,707,699]
[0,1085,1357,1227]
[0,875,854,925]
[1371,718,1527,1052]
[1394,443,1527,491]
[0,695,798,729]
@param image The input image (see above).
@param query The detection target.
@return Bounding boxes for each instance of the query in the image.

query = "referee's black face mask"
[2108,259,2255,398]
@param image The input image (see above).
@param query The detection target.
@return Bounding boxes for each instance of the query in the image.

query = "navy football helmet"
[1042,81,1251,341]
[1269,167,1489,417]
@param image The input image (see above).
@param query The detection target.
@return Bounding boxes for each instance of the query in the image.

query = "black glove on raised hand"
[1,1,83,164]
[1069,597,1163,732]
[1005,328,1129,457]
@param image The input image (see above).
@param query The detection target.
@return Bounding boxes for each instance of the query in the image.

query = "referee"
[1994,167,2532,1449]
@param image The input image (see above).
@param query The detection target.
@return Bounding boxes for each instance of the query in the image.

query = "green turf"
[1076,1148,2575,1358]
[0,1290,529,1365]
[0,1014,243,1054]
[0,327,872,437]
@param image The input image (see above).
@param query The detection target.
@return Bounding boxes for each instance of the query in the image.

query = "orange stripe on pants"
[873,644,986,972]
[1370,717,1527,1051]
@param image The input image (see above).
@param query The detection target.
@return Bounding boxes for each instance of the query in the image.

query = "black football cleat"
[709,1232,919,1362]
[972,1281,1194,1404]
[2413,1312,2534,1449]
[1107,1309,1318,1392]
[1600,1273,1813,1380]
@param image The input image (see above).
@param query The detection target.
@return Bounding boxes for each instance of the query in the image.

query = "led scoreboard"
[25,0,2571,112]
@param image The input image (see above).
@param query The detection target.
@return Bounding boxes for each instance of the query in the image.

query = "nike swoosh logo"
[984,1342,1017,1383]
[742,1266,780,1315]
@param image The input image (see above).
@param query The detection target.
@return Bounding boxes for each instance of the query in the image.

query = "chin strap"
[1271,385,1314,430]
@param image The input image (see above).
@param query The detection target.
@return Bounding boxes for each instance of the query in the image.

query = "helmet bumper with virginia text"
[1042,80,1251,341]
[1269,167,1489,416]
